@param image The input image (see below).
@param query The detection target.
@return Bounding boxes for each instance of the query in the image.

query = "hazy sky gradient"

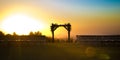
[0,0,120,38]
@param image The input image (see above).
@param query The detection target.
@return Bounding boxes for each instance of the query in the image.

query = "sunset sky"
[0,0,120,38]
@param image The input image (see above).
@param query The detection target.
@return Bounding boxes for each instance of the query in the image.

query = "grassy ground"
[0,41,120,60]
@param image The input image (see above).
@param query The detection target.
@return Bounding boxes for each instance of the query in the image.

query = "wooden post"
[68,31,70,42]
[52,31,54,42]
[67,23,71,42]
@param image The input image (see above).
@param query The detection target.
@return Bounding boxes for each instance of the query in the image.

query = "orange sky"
[0,0,120,38]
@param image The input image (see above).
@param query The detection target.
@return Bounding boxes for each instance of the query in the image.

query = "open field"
[0,41,120,60]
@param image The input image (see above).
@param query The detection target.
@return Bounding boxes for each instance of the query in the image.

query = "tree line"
[0,31,73,42]
[0,31,45,41]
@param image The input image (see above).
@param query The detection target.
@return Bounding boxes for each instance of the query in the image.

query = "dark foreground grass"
[0,41,120,60]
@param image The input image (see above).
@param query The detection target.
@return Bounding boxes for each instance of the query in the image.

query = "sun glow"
[1,14,45,35]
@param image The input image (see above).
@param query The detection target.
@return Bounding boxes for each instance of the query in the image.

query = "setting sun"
[1,13,45,35]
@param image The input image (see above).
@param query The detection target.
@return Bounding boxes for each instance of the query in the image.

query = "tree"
[13,32,17,36]
[5,34,12,40]
[0,31,5,40]
[34,31,42,36]
[0,31,4,36]
[29,31,42,36]
[29,31,34,36]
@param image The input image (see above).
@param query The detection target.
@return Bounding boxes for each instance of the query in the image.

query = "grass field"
[0,41,120,60]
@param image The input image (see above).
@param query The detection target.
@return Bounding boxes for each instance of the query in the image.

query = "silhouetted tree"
[6,34,12,36]
[34,31,42,36]
[0,31,4,36]
[29,31,42,36]
[5,34,12,41]
[0,31,5,40]
[13,32,17,36]
[12,32,18,40]
[29,31,34,36]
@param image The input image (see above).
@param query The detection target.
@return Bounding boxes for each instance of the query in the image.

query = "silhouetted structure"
[76,35,120,46]
[51,23,71,42]
[76,35,120,41]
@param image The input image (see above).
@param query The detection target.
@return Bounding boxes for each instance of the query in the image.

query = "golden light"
[1,13,45,35]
